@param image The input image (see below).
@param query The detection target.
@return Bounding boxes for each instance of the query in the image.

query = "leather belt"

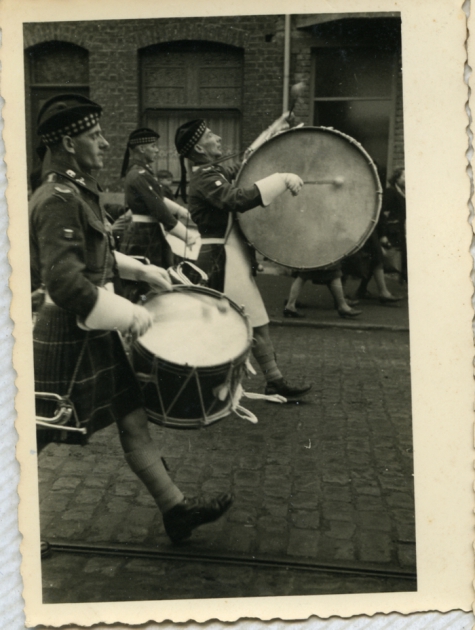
[200,237,226,245]
[132,214,156,223]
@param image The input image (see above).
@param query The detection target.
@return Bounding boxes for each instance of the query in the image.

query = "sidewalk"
[39,322,415,602]
[256,267,409,331]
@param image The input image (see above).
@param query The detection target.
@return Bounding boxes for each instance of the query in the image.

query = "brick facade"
[24,14,404,191]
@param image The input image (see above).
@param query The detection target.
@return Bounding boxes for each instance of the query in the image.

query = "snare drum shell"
[237,126,382,270]
[132,286,252,429]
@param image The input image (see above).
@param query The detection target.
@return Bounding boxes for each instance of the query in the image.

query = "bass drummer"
[174,118,312,400]
[30,94,233,544]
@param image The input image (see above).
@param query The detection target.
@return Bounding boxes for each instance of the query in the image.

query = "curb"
[269,318,409,333]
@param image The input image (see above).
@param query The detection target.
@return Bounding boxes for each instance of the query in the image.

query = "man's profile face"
[141,141,159,164]
[196,127,222,160]
[69,123,109,172]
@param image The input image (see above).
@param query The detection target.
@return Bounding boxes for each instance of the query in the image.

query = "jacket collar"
[127,154,154,175]
[45,155,101,196]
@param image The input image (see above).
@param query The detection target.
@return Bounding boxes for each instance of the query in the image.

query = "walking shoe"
[337,307,362,319]
[163,493,234,544]
[265,378,312,398]
[283,308,305,318]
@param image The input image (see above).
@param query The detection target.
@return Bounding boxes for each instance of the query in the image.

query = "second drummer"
[175,118,312,400]
[120,128,196,268]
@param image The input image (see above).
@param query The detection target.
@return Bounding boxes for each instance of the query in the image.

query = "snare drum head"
[237,127,381,269]
[139,288,250,367]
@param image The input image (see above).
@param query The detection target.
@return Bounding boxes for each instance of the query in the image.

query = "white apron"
[223,219,269,328]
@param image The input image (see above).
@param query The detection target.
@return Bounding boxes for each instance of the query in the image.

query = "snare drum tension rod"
[303,177,345,186]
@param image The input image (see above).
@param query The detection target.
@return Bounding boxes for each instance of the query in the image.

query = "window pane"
[314,48,395,98]
[314,99,391,176]
[28,42,89,85]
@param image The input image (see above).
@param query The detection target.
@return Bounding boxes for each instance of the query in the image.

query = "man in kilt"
[30,94,233,544]
[120,128,196,268]
[174,119,312,400]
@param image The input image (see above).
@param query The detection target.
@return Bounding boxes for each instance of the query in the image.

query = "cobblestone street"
[39,320,416,602]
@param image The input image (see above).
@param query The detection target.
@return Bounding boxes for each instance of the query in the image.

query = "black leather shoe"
[337,307,362,319]
[379,295,403,304]
[265,378,312,398]
[163,493,233,544]
[283,308,305,318]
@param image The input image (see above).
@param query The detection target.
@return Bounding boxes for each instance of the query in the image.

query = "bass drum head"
[237,126,382,270]
[138,286,251,367]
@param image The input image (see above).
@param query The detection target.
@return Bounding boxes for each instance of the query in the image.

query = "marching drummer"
[174,118,312,399]
[120,127,196,268]
[30,94,233,544]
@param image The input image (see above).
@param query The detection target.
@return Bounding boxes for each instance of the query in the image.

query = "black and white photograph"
[25,11,415,604]
[3,0,472,626]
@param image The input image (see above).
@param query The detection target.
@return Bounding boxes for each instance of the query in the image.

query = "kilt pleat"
[121,222,173,268]
[34,304,142,437]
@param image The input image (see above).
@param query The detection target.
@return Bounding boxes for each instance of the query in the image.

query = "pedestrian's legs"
[373,264,395,299]
[252,324,282,383]
[117,407,184,513]
[328,278,362,317]
[286,276,306,312]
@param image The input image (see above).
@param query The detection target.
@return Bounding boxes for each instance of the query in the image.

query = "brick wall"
[24,16,286,191]
[23,15,404,190]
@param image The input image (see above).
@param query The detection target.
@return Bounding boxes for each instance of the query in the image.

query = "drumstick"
[304,177,345,187]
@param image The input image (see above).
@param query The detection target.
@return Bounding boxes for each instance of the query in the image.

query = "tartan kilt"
[196,243,226,292]
[34,304,142,443]
[121,222,173,268]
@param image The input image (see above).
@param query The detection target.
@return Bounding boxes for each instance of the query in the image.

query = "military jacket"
[29,158,116,319]
[124,157,178,231]
[187,162,262,239]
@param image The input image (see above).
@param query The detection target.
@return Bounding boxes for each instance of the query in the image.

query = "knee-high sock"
[252,336,282,383]
[125,443,184,513]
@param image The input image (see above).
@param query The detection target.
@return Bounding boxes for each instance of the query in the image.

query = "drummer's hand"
[282,173,304,196]
[185,231,199,247]
[273,111,292,133]
[139,265,173,291]
[129,305,153,338]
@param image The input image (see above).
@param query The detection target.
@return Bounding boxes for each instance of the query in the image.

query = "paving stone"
[83,475,111,489]
[398,544,417,567]
[321,471,351,485]
[228,508,258,525]
[290,510,320,530]
[233,469,261,488]
[290,492,319,510]
[83,557,123,576]
[61,506,96,521]
[51,477,82,491]
[356,496,385,511]
[386,492,414,509]
[322,485,352,502]
[358,531,392,563]
[326,521,356,540]
[358,511,392,532]
[396,522,416,542]
[74,488,106,505]
[322,501,356,522]
[287,529,319,557]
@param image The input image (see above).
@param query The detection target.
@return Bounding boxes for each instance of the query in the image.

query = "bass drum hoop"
[236,126,383,270]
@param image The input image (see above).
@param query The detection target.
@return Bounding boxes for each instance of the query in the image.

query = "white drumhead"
[139,289,250,367]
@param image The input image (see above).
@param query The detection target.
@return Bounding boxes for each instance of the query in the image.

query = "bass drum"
[237,126,382,270]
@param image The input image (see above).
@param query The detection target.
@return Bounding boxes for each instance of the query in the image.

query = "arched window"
[24,41,89,177]
[140,41,243,181]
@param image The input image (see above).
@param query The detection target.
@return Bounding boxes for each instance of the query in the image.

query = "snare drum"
[237,126,382,270]
[132,285,252,429]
